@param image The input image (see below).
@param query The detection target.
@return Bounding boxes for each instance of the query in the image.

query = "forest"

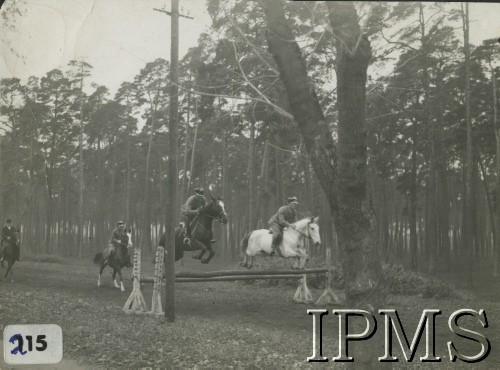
[1,1,499,293]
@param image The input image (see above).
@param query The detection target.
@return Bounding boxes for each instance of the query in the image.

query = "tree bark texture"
[261,0,384,306]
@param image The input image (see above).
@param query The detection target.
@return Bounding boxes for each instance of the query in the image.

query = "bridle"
[191,202,227,234]
[203,201,227,224]
[290,222,314,242]
[118,232,132,249]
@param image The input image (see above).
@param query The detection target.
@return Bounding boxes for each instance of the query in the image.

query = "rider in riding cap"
[0,219,20,262]
[104,221,126,262]
[180,188,207,245]
[268,196,299,256]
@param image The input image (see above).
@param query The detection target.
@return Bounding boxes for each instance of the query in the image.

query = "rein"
[191,204,225,234]
[289,223,313,241]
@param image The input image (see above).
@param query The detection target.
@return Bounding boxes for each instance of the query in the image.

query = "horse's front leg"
[295,249,309,269]
[9,263,14,283]
[112,269,120,289]
[98,264,106,287]
[116,269,125,292]
[201,242,215,264]
[191,239,207,260]
[240,254,248,268]
[192,250,205,260]
[6,262,14,282]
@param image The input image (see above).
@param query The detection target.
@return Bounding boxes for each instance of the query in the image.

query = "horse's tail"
[93,252,103,265]
[240,231,252,254]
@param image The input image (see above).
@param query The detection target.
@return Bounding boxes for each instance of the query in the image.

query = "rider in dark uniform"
[0,219,20,262]
[103,221,126,262]
[180,188,207,245]
[268,196,299,256]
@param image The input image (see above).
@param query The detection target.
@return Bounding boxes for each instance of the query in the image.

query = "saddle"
[180,215,216,245]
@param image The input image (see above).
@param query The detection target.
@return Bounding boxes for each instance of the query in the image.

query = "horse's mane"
[292,217,314,229]
[200,197,221,212]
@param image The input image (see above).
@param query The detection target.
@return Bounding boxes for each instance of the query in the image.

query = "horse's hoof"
[192,255,201,260]
[201,259,209,264]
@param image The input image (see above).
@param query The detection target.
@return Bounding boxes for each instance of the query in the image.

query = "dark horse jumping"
[161,196,228,264]
[0,229,20,283]
[93,229,133,291]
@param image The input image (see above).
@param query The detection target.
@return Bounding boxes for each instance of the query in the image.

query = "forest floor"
[1,252,500,369]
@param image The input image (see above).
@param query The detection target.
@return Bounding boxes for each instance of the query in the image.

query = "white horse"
[240,217,321,269]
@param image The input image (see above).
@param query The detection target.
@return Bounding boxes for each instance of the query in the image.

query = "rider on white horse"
[268,196,299,256]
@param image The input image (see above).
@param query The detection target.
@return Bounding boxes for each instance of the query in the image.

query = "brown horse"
[1,229,20,283]
[93,229,133,291]
[158,197,228,264]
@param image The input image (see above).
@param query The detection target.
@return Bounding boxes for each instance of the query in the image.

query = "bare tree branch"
[232,42,293,119]
[226,13,279,76]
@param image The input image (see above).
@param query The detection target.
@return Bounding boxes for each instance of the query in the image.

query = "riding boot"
[270,240,278,257]
[270,236,283,257]
[179,223,189,245]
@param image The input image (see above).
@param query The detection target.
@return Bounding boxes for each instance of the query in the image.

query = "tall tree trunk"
[462,2,474,283]
[409,118,418,270]
[262,0,384,307]
[0,136,3,226]
[44,162,54,253]
[187,106,199,193]
[78,63,85,257]
[222,134,232,260]
[248,119,256,230]
[259,140,270,227]
[490,61,500,276]
[165,0,179,322]
[435,67,451,268]
[274,143,284,206]
[126,137,131,225]
[141,106,158,251]
[180,85,192,203]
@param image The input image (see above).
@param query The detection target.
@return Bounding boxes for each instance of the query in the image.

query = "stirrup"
[183,237,191,245]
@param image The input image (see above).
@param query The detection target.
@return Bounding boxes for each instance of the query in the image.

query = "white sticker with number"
[3,324,63,365]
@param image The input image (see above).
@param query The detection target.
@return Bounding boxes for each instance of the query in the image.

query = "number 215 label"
[3,324,63,365]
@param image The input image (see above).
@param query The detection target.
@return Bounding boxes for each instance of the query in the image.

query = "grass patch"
[24,253,64,264]
[246,255,472,300]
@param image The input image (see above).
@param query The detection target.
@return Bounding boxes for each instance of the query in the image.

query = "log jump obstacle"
[124,246,340,316]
